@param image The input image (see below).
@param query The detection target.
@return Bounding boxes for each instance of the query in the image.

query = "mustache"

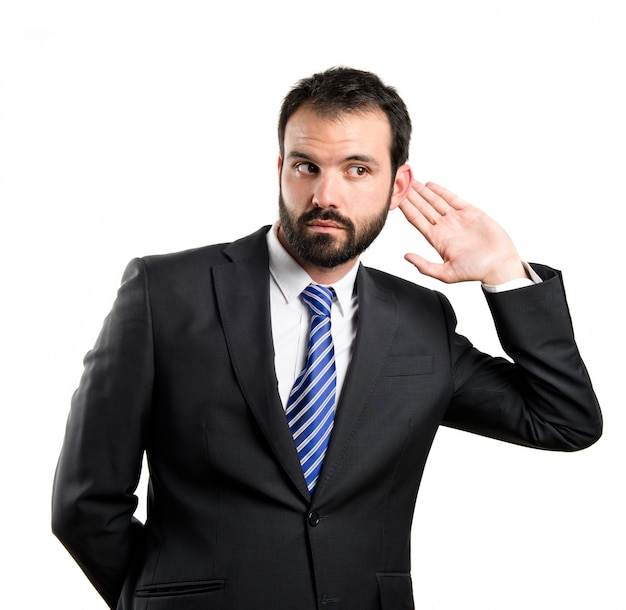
[299,207,355,231]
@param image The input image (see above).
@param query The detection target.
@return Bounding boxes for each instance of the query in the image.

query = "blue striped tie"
[286,284,336,493]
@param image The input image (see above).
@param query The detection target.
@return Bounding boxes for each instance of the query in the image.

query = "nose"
[312,172,339,209]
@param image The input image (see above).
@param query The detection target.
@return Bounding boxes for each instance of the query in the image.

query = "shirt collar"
[267,222,359,316]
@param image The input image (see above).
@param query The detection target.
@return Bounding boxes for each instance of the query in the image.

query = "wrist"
[482,259,527,286]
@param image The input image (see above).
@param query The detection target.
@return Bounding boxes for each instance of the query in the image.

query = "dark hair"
[278,66,412,172]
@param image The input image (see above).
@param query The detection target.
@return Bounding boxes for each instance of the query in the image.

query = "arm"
[51,259,153,608]
[441,268,602,449]
[399,180,601,449]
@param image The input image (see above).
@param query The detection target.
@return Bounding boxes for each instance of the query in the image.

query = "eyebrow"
[286,151,381,167]
[286,151,315,162]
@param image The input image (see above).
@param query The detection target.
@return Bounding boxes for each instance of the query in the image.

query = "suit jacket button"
[308,511,320,527]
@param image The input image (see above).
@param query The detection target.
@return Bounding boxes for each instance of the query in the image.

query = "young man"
[52,67,601,610]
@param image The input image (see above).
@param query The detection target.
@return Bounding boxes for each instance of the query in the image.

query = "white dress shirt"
[266,223,540,409]
[267,224,359,408]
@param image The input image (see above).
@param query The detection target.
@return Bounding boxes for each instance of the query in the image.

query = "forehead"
[283,105,392,162]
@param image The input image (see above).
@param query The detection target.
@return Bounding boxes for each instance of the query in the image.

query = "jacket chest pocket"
[380,354,434,377]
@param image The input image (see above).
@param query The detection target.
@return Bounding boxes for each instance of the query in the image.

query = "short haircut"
[278,66,412,172]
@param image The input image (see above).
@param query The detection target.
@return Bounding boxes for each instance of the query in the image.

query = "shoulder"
[360,265,447,306]
[134,226,271,280]
[359,265,456,328]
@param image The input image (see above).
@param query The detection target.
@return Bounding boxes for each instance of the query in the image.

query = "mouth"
[306,218,346,234]
[306,219,346,233]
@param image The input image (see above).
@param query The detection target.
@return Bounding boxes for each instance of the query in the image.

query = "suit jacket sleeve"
[52,258,153,608]
[442,263,602,449]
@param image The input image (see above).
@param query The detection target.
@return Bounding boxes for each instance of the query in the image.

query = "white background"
[1,1,624,608]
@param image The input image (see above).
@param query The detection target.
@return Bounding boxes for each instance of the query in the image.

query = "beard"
[278,188,392,268]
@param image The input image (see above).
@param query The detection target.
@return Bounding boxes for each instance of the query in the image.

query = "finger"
[424,181,468,211]
[398,199,434,236]
[404,253,455,284]
[404,180,453,224]
[404,182,442,225]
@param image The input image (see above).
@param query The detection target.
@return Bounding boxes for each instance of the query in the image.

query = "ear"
[277,155,283,183]
[389,164,413,211]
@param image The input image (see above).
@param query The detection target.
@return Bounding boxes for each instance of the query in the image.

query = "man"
[52,67,602,610]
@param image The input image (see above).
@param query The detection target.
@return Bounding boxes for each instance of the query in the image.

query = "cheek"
[281,177,310,205]
[357,188,390,217]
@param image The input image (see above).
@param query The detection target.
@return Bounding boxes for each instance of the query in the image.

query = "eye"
[347,165,369,177]
[295,162,319,175]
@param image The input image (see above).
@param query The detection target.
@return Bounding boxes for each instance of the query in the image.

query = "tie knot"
[301,284,334,318]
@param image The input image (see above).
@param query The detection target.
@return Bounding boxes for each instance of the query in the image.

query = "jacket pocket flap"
[136,579,225,598]
[376,572,414,610]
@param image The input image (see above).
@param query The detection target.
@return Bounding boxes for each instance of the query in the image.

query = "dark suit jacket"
[52,226,602,610]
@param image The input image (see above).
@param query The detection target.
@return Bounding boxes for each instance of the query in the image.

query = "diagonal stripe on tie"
[285,284,337,494]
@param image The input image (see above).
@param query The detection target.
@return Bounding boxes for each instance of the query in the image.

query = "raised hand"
[398,180,527,285]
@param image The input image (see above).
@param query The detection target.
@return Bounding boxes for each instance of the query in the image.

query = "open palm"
[399,181,526,285]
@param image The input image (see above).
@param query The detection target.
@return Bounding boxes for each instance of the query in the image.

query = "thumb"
[404,253,449,283]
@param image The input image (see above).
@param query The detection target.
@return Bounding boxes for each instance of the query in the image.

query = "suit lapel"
[213,232,399,503]
[314,266,398,498]
[212,228,310,501]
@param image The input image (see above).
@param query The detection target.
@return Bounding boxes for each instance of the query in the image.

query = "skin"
[278,105,412,284]
[400,181,528,286]
[278,104,527,286]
